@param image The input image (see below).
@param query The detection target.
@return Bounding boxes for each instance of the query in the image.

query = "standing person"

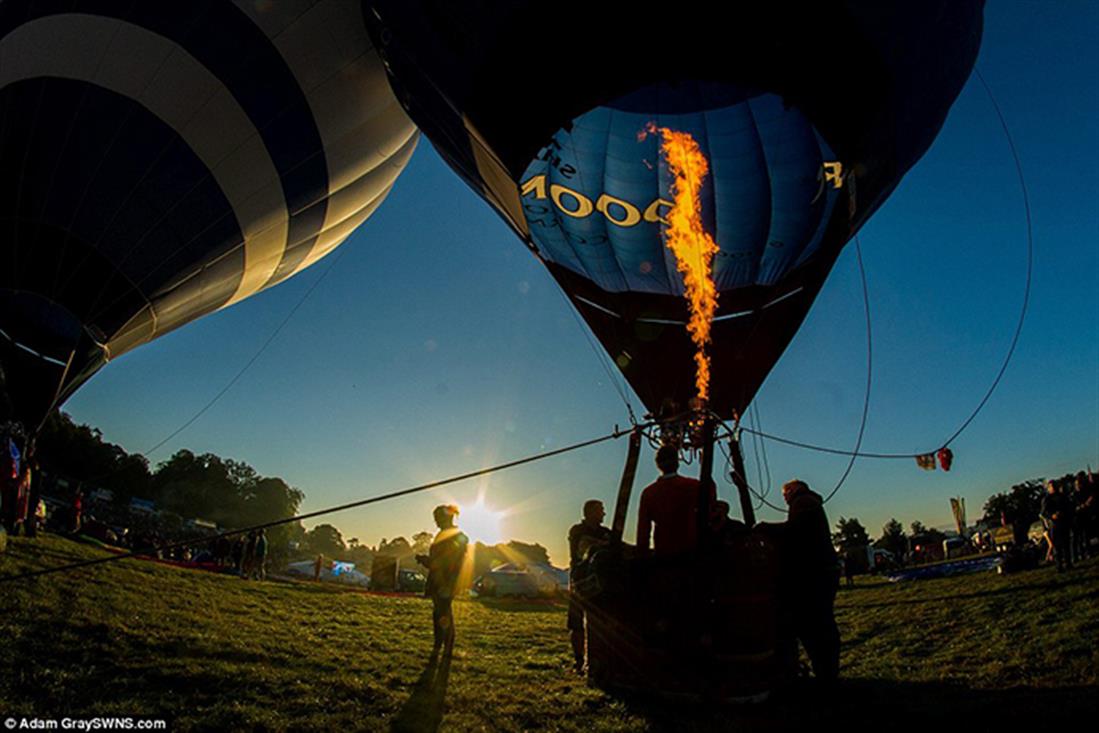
[313,552,325,581]
[23,444,40,538]
[1075,471,1097,559]
[566,499,611,673]
[708,499,746,546]
[32,497,46,536]
[1041,480,1073,571]
[416,504,469,659]
[636,445,715,555]
[241,531,257,579]
[841,553,855,588]
[777,479,840,683]
[71,487,84,534]
[2,428,21,534]
[252,529,268,580]
[12,443,34,537]
[231,536,244,574]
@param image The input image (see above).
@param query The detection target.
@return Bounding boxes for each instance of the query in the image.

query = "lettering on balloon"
[521,174,672,228]
[533,139,577,179]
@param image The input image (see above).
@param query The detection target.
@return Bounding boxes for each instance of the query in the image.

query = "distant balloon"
[0,0,418,428]
[365,1,983,419]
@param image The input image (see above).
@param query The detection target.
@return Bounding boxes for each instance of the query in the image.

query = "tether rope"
[0,426,637,584]
[141,246,349,457]
[713,68,1031,467]
[713,234,872,513]
[821,238,873,503]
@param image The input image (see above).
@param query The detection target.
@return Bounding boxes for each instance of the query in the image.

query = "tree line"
[300,521,552,578]
[35,412,553,572]
[829,466,1092,568]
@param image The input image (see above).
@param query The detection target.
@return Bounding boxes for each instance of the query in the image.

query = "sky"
[64,3,1098,566]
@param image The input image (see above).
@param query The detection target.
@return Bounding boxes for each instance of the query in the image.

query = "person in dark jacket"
[252,529,268,580]
[241,531,257,580]
[779,479,840,682]
[1041,480,1073,571]
[566,499,611,672]
[708,499,746,546]
[1075,471,1097,559]
[416,504,469,658]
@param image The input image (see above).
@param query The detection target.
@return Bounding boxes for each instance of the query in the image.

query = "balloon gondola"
[365,0,983,700]
[0,0,418,432]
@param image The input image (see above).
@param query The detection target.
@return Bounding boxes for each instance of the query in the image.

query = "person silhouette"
[417,504,469,658]
[566,499,611,672]
[778,479,840,683]
[636,445,714,555]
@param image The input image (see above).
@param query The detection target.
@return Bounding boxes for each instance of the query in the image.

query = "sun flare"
[458,499,504,545]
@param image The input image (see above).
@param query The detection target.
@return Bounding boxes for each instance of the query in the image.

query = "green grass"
[1,535,1097,731]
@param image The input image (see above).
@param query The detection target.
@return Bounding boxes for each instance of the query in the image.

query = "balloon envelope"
[365,0,983,418]
[0,0,418,428]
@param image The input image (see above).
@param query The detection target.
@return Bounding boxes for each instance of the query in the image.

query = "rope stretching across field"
[0,426,640,585]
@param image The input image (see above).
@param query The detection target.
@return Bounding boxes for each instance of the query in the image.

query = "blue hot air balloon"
[364,0,983,420]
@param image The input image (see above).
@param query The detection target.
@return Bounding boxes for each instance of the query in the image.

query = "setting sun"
[458,498,504,545]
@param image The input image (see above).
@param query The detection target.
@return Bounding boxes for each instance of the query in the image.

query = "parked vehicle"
[474,563,566,598]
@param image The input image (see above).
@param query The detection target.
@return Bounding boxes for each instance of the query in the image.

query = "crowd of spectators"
[2,421,270,579]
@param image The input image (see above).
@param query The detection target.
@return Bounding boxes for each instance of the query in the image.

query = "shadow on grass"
[609,677,1099,731]
[391,654,452,733]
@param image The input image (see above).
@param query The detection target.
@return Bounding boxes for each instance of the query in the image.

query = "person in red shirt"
[637,445,715,555]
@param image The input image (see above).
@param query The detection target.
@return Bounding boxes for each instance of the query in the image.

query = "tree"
[833,517,870,553]
[982,479,1044,542]
[469,540,554,580]
[877,518,908,560]
[908,520,948,562]
[241,476,304,562]
[379,536,412,557]
[411,531,434,569]
[504,541,550,566]
[345,543,374,571]
[306,524,346,557]
[36,411,153,501]
[152,450,237,522]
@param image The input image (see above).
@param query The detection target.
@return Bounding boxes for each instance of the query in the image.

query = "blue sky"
[66,3,1098,565]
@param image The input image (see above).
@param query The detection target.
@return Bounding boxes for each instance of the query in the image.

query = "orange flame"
[647,124,719,405]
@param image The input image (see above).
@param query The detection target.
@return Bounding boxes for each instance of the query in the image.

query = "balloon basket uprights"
[580,532,797,703]
[638,409,755,530]
[587,412,792,701]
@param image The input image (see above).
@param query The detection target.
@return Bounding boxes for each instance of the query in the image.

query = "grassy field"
[1,535,1097,731]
